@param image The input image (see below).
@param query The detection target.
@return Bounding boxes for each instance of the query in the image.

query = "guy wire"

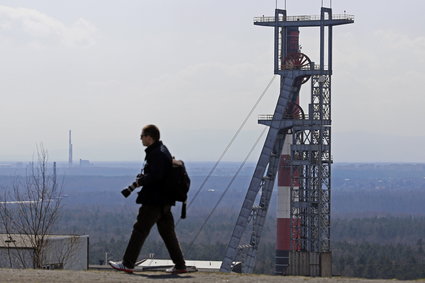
[186,126,268,256]
[176,75,276,227]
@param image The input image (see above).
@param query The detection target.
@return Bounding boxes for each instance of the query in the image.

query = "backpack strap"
[181,201,187,219]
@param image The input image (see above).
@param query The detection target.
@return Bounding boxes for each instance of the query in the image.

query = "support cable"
[186,126,268,256]
[176,75,276,226]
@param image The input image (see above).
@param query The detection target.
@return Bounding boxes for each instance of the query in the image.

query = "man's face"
[140,132,154,147]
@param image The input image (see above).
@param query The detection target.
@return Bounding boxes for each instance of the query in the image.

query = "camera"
[121,174,143,198]
[121,182,137,197]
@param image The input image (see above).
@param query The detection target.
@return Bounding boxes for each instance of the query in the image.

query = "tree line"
[53,203,425,279]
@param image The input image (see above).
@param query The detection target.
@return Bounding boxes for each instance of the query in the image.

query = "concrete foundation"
[288,251,332,277]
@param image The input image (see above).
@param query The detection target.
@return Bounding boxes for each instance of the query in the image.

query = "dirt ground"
[0,269,424,283]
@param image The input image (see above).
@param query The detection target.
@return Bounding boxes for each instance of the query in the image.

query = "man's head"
[140,124,160,147]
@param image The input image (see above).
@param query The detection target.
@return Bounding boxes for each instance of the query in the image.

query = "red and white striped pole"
[276,26,300,275]
[276,137,292,274]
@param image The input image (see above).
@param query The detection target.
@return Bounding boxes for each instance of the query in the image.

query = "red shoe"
[108,260,134,274]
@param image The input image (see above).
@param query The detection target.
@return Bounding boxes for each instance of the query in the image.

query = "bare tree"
[0,145,63,268]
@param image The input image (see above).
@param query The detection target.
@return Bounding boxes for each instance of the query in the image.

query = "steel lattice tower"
[220,7,353,275]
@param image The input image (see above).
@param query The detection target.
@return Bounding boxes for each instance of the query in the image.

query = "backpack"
[170,159,191,219]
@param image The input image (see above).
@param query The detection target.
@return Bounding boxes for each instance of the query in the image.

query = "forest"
[56,205,425,279]
[1,162,425,279]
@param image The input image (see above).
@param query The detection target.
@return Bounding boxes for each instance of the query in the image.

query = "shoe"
[108,260,134,274]
[165,266,188,274]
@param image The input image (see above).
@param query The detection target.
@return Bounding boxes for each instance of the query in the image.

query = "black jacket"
[136,141,174,205]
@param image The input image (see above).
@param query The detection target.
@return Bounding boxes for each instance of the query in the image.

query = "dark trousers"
[123,205,186,269]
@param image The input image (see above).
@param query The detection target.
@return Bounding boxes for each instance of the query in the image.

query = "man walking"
[108,124,187,274]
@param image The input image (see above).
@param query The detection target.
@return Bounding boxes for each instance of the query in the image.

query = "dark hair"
[142,124,160,141]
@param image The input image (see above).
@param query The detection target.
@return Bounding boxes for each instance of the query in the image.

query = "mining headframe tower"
[220,6,354,276]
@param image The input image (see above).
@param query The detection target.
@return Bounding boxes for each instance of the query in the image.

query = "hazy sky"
[1,0,424,163]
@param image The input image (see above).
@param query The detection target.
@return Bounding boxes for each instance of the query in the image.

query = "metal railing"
[254,14,354,23]
[280,63,328,71]
[258,114,274,121]
[258,114,310,120]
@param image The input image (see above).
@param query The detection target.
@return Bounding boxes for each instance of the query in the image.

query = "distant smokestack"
[68,130,73,166]
[53,161,57,182]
